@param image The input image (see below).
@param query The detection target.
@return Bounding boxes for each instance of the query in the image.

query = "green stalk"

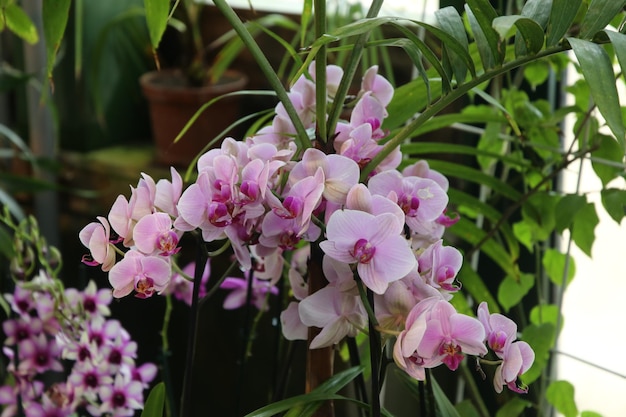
[211,0,312,151]
[314,0,327,143]
[360,45,570,181]
[326,0,385,140]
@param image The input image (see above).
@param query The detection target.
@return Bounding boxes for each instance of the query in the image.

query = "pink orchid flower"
[319,209,416,294]
[493,340,535,394]
[108,250,171,299]
[369,170,449,231]
[360,65,394,107]
[298,285,367,349]
[154,167,183,217]
[417,299,487,371]
[79,216,117,272]
[289,148,360,205]
[220,272,279,311]
[133,212,181,256]
[417,240,463,293]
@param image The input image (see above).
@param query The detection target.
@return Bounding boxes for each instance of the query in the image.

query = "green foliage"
[495,398,533,417]
[521,323,556,384]
[498,273,534,311]
[546,380,578,417]
[141,382,165,417]
[542,248,576,287]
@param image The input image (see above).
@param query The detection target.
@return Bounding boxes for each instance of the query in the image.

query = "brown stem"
[306,242,334,417]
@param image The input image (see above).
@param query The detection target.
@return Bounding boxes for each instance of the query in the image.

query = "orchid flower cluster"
[79,63,534,397]
[0,273,156,417]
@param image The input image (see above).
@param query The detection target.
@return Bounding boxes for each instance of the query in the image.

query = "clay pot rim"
[139,69,249,99]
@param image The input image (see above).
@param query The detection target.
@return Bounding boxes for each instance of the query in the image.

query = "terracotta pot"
[139,69,248,167]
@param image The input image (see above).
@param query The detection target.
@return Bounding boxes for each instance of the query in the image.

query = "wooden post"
[306,243,334,417]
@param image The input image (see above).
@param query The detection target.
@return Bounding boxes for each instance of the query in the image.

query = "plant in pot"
[139,0,251,168]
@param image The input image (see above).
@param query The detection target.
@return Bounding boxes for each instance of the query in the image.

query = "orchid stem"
[161,294,177,417]
[179,235,207,417]
[366,288,381,417]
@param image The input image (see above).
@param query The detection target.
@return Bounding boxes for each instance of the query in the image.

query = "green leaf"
[495,398,533,417]
[448,217,517,277]
[601,188,626,223]
[251,367,367,417]
[529,304,563,330]
[0,225,15,259]
[42,0,71,80]
[436,7,470,84]
[465,5,495,70]
[581,412,604,417]
[542,248,576,287]
[431,375,462,417]
[384,78,442,131]
[524,60,551,89]
[492,15,544,56]
[520,323,556,384]
[579,0,626,40]
[465,0,502,68]
[141,382,165,417]
[427,160,522,201]
[546,380,578,417]
[457,266,500,314]
[591,134,625,187]
[4,3,38,44]
[571,202,600,256]
[455,400,481,417]
[546,0,582,46]
[605,30,626,86]
[497,273,534,311]
[555,194,587,232]
[144,0,169,49]
[569,38,626,149]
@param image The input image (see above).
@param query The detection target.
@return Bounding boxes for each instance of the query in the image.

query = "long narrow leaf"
[427,160,522,201]
[448,217,517,277]
[4,3,38,44]
[431,375,462,417]
[492,15,545,56]
[465,0,502,68]
[383,78,443,131]
[605,30,626,85]
[42,0,71,80]
[389,23,451,94]
[457,264,501,314]
[401,141,529,169]
[569,37,625,149]
[436,7,470,84]
[140,382,165,417]
[579,0,626,40]
[546,0,582,46]
[144,0,169,49]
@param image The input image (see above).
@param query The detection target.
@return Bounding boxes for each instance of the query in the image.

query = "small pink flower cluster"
[80,63,533,394]
[0,274,156,417]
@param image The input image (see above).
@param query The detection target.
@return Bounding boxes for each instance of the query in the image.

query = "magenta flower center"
[439,342,463,371]
[352,238,375,263]
[488,330,508,353]
[208,202,231,227]
[109,349,122,365]
[83,297,96,313]
[240,180,259,202]
[280,196,303,219]
[85,373,98,388]
[399,194,420,216]
[112,391,126,407]
[157,231,180,256]
[135,277,155,299]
